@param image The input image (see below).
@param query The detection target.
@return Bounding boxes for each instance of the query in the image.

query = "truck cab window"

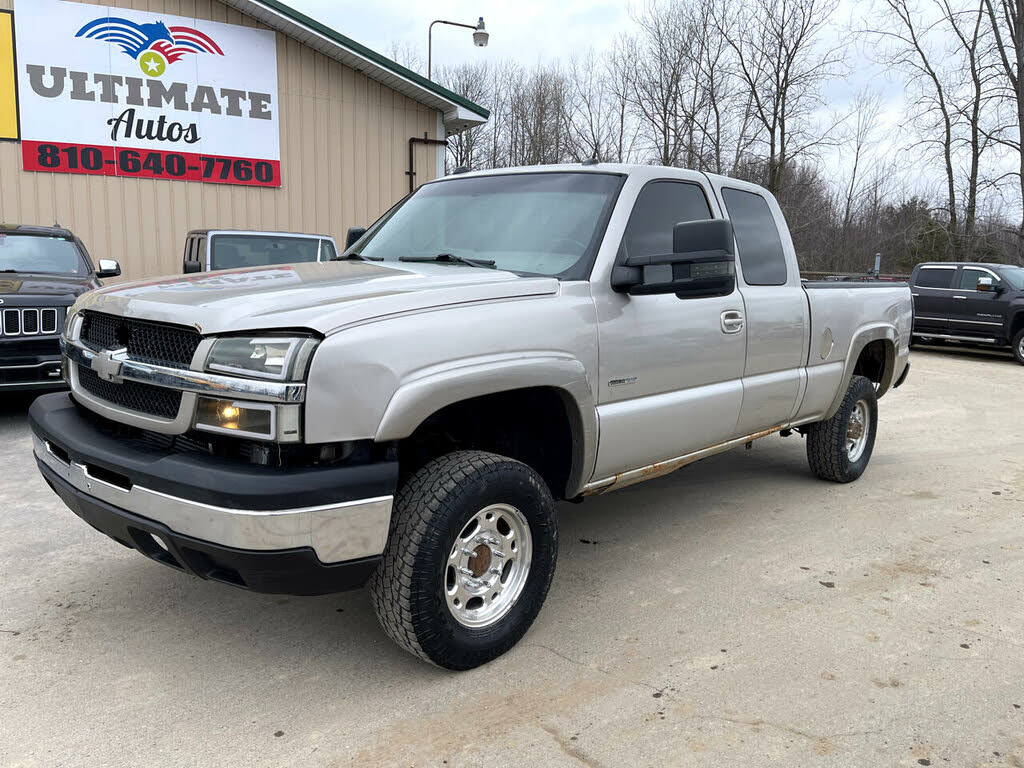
[620,181,712,259]
[721,188,787,286]
[914,267,955,289]
[959,268,997,290]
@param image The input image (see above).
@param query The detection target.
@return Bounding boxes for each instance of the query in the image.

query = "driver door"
[592,177,746,480]
[950,266,1007,337]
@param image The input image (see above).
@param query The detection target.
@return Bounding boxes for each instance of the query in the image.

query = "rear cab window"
[209,235,321,270]
[913,267,956,289]
[720,188,787,286]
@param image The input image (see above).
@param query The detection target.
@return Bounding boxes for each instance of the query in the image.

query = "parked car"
[909,261,1024,364]
[0,224,119,391]
[181,229,340,273]
[29,164,912,669]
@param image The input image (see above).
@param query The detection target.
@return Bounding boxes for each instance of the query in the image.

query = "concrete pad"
[1,347,1022,767]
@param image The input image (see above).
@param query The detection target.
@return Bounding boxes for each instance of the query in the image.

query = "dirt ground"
[2,345,1022,767]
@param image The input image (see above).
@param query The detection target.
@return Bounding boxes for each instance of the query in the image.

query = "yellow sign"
[0,10,18,140]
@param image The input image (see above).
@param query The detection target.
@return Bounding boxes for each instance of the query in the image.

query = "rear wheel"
[1012,329,1024,365]
[370,451,557,670]
[806,375,878,483]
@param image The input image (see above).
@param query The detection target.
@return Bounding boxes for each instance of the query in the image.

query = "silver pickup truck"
[28,164,912,669]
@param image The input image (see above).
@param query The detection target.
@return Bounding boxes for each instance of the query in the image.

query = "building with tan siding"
[0,0,488,281]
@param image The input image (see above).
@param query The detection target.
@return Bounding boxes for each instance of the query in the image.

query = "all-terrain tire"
[1012,329,1024,365]
[806,375,878,483]
[369,451,558,670]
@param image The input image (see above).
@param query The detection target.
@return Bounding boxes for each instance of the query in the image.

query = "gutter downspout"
[407,132,448,193]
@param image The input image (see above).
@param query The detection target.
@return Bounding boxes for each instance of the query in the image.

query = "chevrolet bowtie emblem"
[91,347,128,382]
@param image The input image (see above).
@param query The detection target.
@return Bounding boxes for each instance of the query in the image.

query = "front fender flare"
[375,354,598,497]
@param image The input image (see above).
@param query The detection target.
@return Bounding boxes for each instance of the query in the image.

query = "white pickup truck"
[29,164,912,669]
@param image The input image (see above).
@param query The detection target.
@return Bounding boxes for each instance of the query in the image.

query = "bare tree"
[387,41,424,75]
[983,0,1024,241]
[719,0,846,193]
[874,0,996,255]
[438,62,490,170]
[842,88,885,231]
[564,51,616,161]
[604,36,643,163]
[624,1,693,166]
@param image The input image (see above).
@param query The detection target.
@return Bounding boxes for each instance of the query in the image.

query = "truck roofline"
[187,229,336,240]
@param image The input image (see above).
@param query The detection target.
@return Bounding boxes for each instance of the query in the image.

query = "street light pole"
[427,17,488,80]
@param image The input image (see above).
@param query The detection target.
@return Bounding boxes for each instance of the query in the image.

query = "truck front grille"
[77,365,183,419]
[80,311,200,368]
[1,307,60,337]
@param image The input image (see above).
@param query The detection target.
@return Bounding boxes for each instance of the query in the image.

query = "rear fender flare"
[823,324,898,420]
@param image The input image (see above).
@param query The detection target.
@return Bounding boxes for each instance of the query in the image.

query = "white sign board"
[14,0,281,187]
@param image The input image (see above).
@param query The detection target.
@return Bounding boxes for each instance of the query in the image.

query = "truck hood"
[72,261,561,335]
[0,272,98,300]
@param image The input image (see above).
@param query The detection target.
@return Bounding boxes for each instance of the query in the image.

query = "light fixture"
[473,18,489,47]
[428,16,491,79]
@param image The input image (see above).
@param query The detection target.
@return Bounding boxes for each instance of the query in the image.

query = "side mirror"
[346,226,367,249]
[977,277,999,292]
[96,259,121,278]
[183,260,202,274]
[611,219,736,298]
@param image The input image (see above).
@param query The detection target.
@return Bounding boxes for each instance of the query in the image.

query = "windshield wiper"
[399,253,496,269]
[331,252,382,261]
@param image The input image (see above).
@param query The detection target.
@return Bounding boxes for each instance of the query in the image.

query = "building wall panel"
[0,0,441,279]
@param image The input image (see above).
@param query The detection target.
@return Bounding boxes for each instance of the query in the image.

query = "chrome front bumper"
[33,433,393,563]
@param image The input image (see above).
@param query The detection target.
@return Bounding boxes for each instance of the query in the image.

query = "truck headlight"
[206,335,318,381]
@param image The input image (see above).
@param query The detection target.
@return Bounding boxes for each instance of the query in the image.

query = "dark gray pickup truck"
[910,261,1024,364]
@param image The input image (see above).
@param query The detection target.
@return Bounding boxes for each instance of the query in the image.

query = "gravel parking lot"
[2,347,1022,768]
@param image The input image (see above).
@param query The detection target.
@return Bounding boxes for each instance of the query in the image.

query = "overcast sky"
[286,1,897,103]
[280,1,1004,209]
[295,1,634,75]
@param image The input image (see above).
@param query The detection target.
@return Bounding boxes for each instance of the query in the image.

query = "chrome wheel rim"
[1018,337,1024,359]
[846,399,870,462]
[444,503,533,629]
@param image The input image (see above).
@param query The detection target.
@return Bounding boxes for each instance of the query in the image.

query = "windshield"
[211,235,322,270]
[350,172,623,277]
[999,265,1024,290]
[0,234,88,275]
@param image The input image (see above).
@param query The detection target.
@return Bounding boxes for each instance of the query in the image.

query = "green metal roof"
[219,0,490,127]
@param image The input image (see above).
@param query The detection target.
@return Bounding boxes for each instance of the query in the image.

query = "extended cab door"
[950,266,1007,338]
[708,179,810,436]
[909,265,956,334]
[591,176,746,480]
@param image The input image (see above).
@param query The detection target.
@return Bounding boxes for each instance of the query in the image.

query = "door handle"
[952,295,967,300]
[721,310,745,334]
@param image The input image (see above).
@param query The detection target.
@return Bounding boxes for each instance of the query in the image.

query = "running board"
[582,425,785,495]
[913,332,998,344]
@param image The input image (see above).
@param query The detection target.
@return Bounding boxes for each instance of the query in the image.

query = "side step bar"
[913,332,999,344]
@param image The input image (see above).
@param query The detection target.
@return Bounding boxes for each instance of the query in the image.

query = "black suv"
[910,261,1024,364]
[1,225,120,391]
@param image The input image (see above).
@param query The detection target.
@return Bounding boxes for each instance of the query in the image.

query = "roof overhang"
[217,0,490,136]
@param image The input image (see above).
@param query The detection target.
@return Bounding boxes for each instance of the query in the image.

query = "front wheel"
[806,375,878,483]
[369,451,557,670]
